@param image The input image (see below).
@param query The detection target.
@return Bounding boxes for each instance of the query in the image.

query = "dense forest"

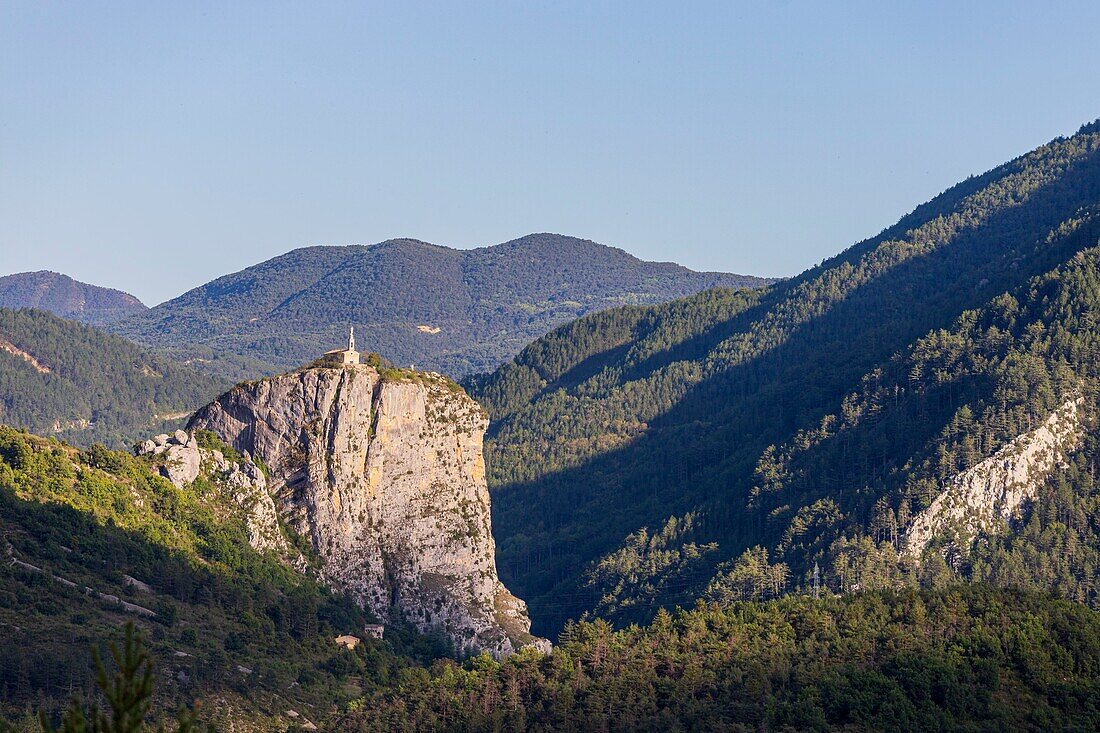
[0,309,226,448]
[469,121,1100,635]
[10,579,1100,732]
[340,586,1100,732]
[112,234,768,380]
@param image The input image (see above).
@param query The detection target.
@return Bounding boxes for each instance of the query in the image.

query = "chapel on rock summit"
[323,327,360,366]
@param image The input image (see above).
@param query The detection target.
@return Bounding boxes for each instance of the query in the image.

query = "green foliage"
[583,513,718,624]
[339,586,1100,732]
[705,545,789,604]
[190,430,241,465]
[0,429,430,728]
[0,308,225,448]
[21,588,1099,732]
[471,121,1100,634]
[39,624,193,733]
[111,235,768,379]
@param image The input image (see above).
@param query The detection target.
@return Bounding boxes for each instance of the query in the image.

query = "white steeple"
[322,327,361,366]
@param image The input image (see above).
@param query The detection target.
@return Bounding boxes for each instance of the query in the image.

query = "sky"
[2,1,1100,306]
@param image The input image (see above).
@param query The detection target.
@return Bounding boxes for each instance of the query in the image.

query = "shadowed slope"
[473,122,1100,634]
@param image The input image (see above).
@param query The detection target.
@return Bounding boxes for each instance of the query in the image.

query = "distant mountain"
[0,308,225,446]
[470,120,1100,636]
[112,234,769,378]
[0,270,147,325]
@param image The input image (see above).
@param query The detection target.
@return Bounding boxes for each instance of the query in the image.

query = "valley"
[7,124,1100,730]
[10,5,1100,729]
[474,121,1100,636]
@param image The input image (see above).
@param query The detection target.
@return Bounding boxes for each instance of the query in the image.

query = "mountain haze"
[472,120,1100,635]
[0,271,147,325]
[113,234,768,378]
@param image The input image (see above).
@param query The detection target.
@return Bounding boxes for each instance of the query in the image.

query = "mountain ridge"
[112,233,769,379]
[0,270,147,326]
[470,120,1100,635]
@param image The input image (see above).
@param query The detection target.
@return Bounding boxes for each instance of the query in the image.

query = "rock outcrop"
[905,397,1083,560]
[136,430,293,559]
[187,364,548,658]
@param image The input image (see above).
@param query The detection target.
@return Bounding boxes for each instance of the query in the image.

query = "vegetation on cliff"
[0,427,448,729]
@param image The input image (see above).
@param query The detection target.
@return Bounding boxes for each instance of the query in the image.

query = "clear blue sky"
[2,1,1099,306]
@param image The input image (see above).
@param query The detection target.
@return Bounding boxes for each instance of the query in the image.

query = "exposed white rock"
[123,575,153,593]
[188,364,549,658]
[135,430,295,561]
[905,397,1083,560]
[162,443,202,488]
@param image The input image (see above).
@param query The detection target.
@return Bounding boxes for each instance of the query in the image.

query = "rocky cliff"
[137,429,294,559]
[905,397,1083,560]
[187,364,548,657]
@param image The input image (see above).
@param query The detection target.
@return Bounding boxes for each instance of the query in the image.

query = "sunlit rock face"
[188,365,549,657]
[137,430,294,560]
[905,397,1083,561]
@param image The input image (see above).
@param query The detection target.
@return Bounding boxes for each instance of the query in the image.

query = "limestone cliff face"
[187,365,547,658]
[905,397,1083,560]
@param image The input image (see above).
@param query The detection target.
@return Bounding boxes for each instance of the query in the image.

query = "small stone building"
[323,327,360,366]
[334,634,361,650]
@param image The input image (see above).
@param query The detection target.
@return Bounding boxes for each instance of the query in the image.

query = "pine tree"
[37,624,194,733]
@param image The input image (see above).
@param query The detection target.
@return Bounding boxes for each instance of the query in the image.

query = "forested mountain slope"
[0,428,450,729]
[343,586,1100,732]
[472,120,1100,635]
[112,234,767,379]
[0,271,146,325]
[6,430,1100,731]
[0,309,225,447]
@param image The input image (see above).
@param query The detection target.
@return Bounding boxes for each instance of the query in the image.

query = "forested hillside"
[342,586,1100,732]
[0,271,146,326]
[112,234,767,379]
[0,309,225,447]
[472,120,1100,635]
[4,429,1097,731]
[0,428,449,729]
